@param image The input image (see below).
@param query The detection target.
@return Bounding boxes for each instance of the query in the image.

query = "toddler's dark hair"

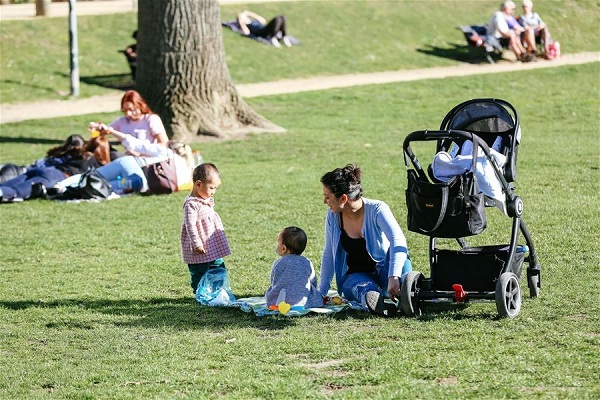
[281,226,307,255]
[193,163,220,182]
[320,163,363,200]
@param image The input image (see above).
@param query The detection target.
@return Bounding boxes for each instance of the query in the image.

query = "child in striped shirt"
[180,163,231,293]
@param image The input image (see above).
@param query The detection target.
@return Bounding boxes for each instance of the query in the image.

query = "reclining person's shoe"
[30,182,47,199]
[365,291,386,316]
[270,37,281,48]
[46,186,62,197]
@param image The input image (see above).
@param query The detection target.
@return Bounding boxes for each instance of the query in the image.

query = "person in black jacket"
[0,134,100,202]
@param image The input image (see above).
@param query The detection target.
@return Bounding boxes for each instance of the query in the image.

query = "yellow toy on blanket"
[268,289,298,315]
[325,295,345,305]
[267,289,346,314]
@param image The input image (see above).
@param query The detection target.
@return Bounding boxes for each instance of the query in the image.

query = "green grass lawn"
[1,1,600,398]
[1,61,599,398]
[1,0,599,103]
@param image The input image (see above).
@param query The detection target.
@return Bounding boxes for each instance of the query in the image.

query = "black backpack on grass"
[56,167,112,200]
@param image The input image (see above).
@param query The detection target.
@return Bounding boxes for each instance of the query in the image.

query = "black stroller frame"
[401,98,541,318]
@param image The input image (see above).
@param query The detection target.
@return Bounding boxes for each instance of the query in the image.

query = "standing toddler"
[181,163,231,293]
[265,227,323,309]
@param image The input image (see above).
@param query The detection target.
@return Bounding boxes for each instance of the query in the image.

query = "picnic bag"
[195,267,236,306]
[143,158,178,195]
[406,169,486,238]
[546,41,560,60]
[59,167,112,200]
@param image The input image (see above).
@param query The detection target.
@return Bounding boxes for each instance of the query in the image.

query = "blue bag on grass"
[195,267,236,306]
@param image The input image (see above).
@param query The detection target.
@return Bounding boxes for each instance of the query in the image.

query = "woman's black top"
[340,216,376,274]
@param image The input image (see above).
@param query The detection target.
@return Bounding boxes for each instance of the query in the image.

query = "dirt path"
[1,51,597,125]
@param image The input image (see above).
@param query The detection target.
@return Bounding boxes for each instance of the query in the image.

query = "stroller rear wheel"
[495,272,521,318]
[400,271,424,317]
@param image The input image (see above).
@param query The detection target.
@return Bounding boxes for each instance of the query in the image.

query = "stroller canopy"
[439,99,521,182]
[442,100,517,137]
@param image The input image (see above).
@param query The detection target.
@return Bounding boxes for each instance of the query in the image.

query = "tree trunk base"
[138,0,285,143]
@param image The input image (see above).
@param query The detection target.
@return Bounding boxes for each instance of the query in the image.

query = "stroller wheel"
[495,272,521,318]
[400,271,424,317]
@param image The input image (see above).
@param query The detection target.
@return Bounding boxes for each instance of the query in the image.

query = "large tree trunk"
[136,0,284,141]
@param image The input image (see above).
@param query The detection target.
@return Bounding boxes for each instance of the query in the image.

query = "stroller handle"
[402,129,477,150]
[403,129,510,195]
[403,130,482,181]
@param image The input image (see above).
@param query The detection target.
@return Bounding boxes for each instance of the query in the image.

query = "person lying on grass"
[0,134,101,203]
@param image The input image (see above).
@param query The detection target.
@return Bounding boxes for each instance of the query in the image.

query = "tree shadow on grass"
[0,296,302,331]
[327,302,500,321]
[0,296,504,328]
[417,42,496,65]
[56,72,135,91]
[1,79,69,98]
[80,74,135,91]
[411,300,502,321]
[0,137,64,145]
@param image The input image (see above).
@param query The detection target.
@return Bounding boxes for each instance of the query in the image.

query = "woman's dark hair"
[281,226,307,255]
[46,134,86,159]
[320,163,363,200]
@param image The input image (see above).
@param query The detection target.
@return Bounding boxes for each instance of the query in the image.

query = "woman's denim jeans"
[339,257,412,310]
[60,156,147,192]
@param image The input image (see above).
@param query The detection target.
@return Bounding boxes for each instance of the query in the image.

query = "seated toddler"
[265,227,323,309]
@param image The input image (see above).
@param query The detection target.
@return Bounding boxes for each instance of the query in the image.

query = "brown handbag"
[143,158,178,195]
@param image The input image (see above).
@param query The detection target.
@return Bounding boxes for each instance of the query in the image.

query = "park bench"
[457,25,509,64]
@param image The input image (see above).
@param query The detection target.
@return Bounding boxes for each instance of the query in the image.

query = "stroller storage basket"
[432,245,525,292]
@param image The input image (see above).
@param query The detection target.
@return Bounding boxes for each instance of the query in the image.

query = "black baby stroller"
[401,98,541,318]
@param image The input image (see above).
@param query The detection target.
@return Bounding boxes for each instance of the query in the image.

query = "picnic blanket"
[193,269,398,317]
[221,20,301,46]
[197,289,402,317]
[232,291,363,317]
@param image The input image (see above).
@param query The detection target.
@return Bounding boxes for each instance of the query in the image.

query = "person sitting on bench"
[519,0,552,57]
[121,30,138,80]
[487,1,535,62]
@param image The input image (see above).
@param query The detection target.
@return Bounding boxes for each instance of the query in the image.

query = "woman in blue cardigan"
[319,164,412,316]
